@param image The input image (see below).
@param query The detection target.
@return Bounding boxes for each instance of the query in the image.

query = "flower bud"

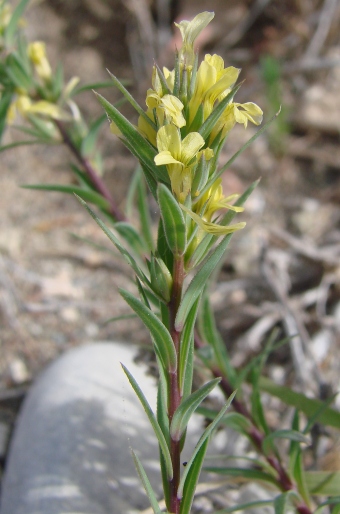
[150,255,173,303]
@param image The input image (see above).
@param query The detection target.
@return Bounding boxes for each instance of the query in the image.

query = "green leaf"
[178,392,236,500]
[0,139,41,152]
[199,294,237,387]
[214,499,274,513]
[306,471,340,496]
[175,234,233,331]
[74,79,130,95]
[103,313,137,324]
[95,93,169,184]
[131,451,162,514]
[259,376,340,429]
[6,53,32,90]
[179,297,200,397]
[136,174,154,252]
[157,217,174,274]
[0,91,12,142]
[170,378,220,441]
[115,222,147,255]
[205,466,279,487]
[263,430,310,456]
[107,70,157,131]
[75,196,150,284]
[179,439,209,514]
[22,184,110,210]
[80,114,106,157]
[120,288,177,373]
[198,84,240,141]
[4,0,30,47]
[315,497,340,513]
[274,491,300,514]
[121,364,173,479]
[157,184,187,257]
[204,112,279,191]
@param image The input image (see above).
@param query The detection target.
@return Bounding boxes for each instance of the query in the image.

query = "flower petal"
[156,124,181,159]
[181,132,205,165]
[154,150,183,167]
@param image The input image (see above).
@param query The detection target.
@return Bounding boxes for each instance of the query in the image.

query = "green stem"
[168,254,185,514]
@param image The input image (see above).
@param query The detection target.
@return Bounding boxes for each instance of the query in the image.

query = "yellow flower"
[175,11,214,66]
[194,178,244,222]
[210,101,263,142]
[188,55,240,124]
[137,108,157,146]
[154,124,205,201]
[181,203,245,235]
[27,41,52,81]
[10,94,66,121]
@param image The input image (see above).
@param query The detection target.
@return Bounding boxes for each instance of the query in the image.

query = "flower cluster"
[7,39,79,125]
[137,12,263,242]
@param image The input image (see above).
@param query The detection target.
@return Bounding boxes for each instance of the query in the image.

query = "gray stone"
[0,342,161,514]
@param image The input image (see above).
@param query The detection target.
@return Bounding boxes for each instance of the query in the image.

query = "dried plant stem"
[54,120,126,222]
[168,255,185,514]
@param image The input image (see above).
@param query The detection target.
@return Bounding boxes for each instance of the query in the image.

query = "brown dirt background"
[1,0,340,493]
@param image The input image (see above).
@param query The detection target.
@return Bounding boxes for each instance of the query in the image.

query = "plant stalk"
[195,338,313,514]
[54,120,126,222]
[168,254,185,514]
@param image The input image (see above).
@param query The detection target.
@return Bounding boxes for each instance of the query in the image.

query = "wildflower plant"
[1,3,340,514]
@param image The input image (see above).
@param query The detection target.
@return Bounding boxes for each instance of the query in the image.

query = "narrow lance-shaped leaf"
[263,429,310,456]
[213,499,274,513]
[259,376,340,429]
[170,378,221,441]
[120,288,177,373]
[179,297,201,397]
[75,196,150,285]
[157,184,187,257]
[201,112,279,196]
[179,439,209,514]
[198,84,240,140]
[4,0,30,47]
[107,70,157,131]
[95,93,169,184]
[23,184,110,210]
[176,233,233,331]
[273,491,300,514]
[131,451,163,514]
[121,364,173,479]
[178,391,236,499]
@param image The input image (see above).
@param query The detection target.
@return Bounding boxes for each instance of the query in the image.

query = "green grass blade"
[205,466,279,487]
[122,365,173,479]
[263,429,310,456]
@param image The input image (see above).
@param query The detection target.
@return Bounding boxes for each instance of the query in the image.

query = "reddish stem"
[195,337,313,514]
[54,120,126,222]
[167,254,185,514]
